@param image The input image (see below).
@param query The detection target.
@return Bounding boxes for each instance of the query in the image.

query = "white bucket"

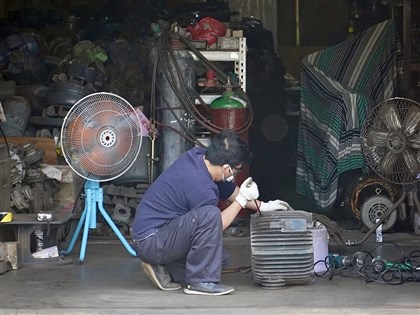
[312,227,329,273]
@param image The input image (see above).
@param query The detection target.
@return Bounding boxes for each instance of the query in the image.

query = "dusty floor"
[0,228,419,315]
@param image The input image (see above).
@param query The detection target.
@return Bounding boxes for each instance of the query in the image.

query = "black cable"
[0,125,11,157]
[156,32,203,145]
[155,30,253,137]
[315,241,420,285]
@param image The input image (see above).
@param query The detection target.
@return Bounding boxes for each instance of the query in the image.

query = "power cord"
[314,241,420,285]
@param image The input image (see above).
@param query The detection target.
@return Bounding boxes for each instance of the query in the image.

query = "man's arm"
[220,186,261,230]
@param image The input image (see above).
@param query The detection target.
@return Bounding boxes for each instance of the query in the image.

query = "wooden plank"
[0,137,58,165]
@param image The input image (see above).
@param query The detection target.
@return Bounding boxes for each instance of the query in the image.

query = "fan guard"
[61,92,142,182]
[361,97,420,185]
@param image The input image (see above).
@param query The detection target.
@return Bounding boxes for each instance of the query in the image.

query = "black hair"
[205,129,251,166]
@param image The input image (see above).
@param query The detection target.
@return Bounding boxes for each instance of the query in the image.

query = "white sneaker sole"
[184,287,235,296]
[141,262,181,291]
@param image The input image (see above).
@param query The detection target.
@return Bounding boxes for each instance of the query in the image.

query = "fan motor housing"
[250,211,314,288]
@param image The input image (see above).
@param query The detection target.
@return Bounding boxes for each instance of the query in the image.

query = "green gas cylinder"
[210,89,247,130]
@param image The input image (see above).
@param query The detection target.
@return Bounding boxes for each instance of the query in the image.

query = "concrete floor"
[0,229,419,315]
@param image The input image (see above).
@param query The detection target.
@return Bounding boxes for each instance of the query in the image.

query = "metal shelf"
[191,37,247,91]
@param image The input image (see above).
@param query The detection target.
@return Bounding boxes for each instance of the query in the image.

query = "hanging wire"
[152,28,253,145]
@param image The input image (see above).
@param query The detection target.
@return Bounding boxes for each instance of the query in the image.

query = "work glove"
[259,200,294,212]
[235,177,259,208]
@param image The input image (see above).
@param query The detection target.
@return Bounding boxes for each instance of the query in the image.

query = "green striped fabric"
[296,20,399,210]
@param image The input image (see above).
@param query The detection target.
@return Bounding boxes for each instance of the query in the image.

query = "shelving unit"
[190,37,248,142]
[191,37,247,91]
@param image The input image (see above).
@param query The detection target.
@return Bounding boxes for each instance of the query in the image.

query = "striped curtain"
[296,19,399,210]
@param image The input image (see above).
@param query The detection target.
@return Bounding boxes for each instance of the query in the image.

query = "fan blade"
[408,133,420,149]
[378,150,399,174]
[378,103,401,131]
[367,130,390,147]
[402,149,420,176]
[402,105,420,137]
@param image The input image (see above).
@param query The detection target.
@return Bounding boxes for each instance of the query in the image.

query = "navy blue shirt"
[131,147,235,240]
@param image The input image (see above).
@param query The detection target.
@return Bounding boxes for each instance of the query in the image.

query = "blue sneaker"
[141,262,181,291]
[184,282,235,296]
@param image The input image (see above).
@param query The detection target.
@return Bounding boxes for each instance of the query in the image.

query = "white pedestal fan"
[60,92,143,263]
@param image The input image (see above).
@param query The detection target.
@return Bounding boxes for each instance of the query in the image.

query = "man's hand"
[259,200,294,212]
[235,177,259,208]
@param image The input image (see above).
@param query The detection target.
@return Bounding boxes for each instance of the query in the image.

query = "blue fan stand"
[61,180,136,263]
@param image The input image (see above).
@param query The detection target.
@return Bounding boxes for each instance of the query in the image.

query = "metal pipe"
[347,191,406,246]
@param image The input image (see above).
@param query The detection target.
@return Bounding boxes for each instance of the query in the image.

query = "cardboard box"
[43,165,83,212]
[232,30,243,38]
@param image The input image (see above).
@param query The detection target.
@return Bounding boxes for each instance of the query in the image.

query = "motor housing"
[250,210,314,288]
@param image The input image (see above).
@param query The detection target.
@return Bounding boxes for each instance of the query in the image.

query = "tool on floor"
[59,92,144,263]
[328,252,366,269]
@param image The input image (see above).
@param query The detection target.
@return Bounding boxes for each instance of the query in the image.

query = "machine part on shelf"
[5,50,48,85]
[43,105,69,118]
[47,80,96,107]
[28,116,64,128]
[5,33,39,55]
[15,84,49,114]
[0,96,31,136]
[72,40,108,65]
[197,70,219,87]
[10,152,25,185]
[37,212,53,222]
[102,183,148,226]
[62,15,80,33]
[36,129,53,138]
[49,37,73,60]
[25,168,47,183]
[19,143,45,165]
[42,192,55,210]
[0,80,17,101]
[68,63,97,85]
[11,184,33,210]
[360,195,398,232]
[30,186,44,213]
[250,211,314,288]
[112,204,132,225]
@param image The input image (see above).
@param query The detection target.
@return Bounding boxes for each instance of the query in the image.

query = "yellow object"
[0,212,13,223]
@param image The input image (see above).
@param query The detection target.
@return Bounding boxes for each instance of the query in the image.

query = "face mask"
[223,165,234,182]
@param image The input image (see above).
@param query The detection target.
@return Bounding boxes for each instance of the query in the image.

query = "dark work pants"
[133,205,230,284]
